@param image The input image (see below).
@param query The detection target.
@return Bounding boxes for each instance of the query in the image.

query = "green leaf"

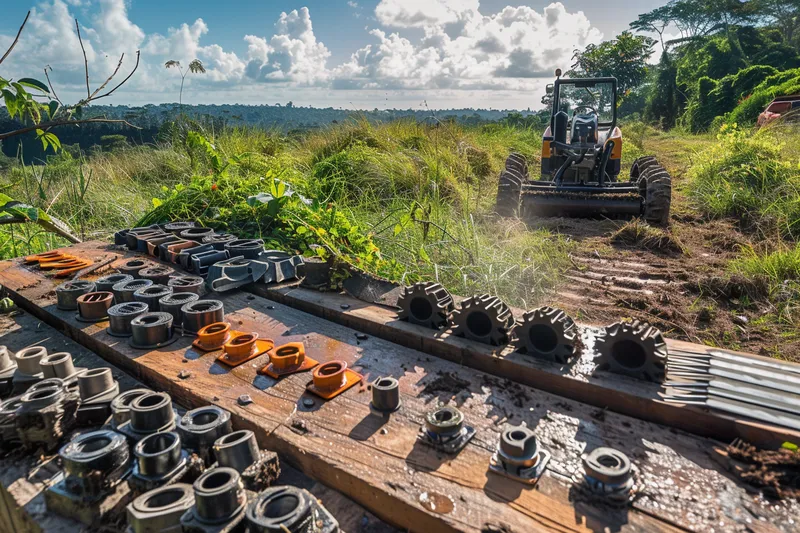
[17,78,50,93]
[393,224,402,236]
[418,246,430,263]
[296,226,308,235]
[152,198,163,208]
[48,100,60,120]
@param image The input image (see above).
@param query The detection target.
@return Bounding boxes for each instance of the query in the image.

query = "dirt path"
[538,134,800,362]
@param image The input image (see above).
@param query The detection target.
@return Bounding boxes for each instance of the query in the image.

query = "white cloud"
[0,0,603,107]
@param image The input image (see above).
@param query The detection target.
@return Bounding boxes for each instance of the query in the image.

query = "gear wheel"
[594,320,667,382]
[397,282,454,329]
[449,294,514,346]
[517,306,577,363]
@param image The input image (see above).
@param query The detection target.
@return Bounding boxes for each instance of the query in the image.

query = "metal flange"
[129,312,177,350]
[127,483,195,533]
[177,405,232,463]
[517,306,577,363]
[213,430,280,492]
[574,447,636,505]
[56,280,96,311]
[131,431,191,491]
[397,282,454,329]
[489,424,550,485]
[181,468,247,529]
[245,486,340,533]
[449,294,514,346]
[419,405,475,454]
[58,429,130,497]
[110,388,153,428]
[107,301,149,337]
[76,291,114,322]
[118,392,178,439]
[594,320,667,382]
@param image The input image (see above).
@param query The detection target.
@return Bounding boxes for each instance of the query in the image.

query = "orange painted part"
[258,342,319,379]
[24,251,69,264]
[38,258,92,271]
[607,127,622,159]
[53,264,95,278]
[541,139,551,162]
[192,322,232,352]
[216,332,273,368]
[165,240,200,264]
[306,360,363,400]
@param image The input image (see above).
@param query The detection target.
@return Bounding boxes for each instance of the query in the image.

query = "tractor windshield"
[555,80,616,126]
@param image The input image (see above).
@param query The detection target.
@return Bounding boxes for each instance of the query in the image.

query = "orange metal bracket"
[24,251,69,264]
[306,360,363,400]
[216,333,273,367]
[258,342,318,379]
[192,322,233,352]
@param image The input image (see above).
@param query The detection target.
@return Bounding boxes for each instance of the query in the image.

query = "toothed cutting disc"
[449,294,514,346]
[594,320,667,382]
[517,306,577,363]
[397,282,454,329]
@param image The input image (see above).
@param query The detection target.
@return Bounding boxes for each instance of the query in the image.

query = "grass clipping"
[610,219,685,254]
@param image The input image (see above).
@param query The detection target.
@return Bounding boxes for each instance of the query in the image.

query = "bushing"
[58,429,130,497]
[95,273,134,294]
[190,249,229,276]
[127,483,195,533]
[489,424,550,484]
[111,388,153,428]
[397,282,454,329]
[164,221,197,234]
[421,405,475,454]
[449,294,515,346]
[113,278,155,303]
[181,468,247,529]
[120,392,177,438]
[178,244,215,271]
[146,235,183,257]
[224,238,264,259]
[203,232,238,250]
[517,306,578,363]
[78,367,118,401]
[130,312,176,349]
[193,322,232,351]
[577,447,636,504]
[0,346,17,396]
[15,345,47,376]
[130,431,191,492]
[56,280,96,311]
[177,406,232,462]
[160,292,200,326]
[40,352,80,379]
[140,265,175,286]
[20,383,64,409]
[76,291,114,322]
[181,300,224,334]
[168,275,204,295]
[179,227,215,242]
[300,256,332,289]
[245,486,339,533]
[370,376,401,414]
[118,259,152,278]
[107,301,150,337]
[133,284,173,311]
[214,430,260,473]
[164,240,200,264]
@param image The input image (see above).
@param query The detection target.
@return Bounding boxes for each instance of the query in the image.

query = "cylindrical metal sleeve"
[15,346,47,375]
[214,430,260,473]
[181,300,224,333]
[130,392,175,433]
[39,352,76,379]
[134,431,183,477]
[78,367,116,400]
[370,376,400,412]
[192,468,245,523]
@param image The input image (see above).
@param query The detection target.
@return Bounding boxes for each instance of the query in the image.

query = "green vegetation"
[731,243,800,309]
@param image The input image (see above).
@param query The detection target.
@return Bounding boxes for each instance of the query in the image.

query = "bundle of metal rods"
[661,348,800,431]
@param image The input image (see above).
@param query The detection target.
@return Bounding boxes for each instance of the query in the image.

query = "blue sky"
[0,0,669,109]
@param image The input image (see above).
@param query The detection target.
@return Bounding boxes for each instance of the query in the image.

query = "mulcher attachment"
[396,282,454,329]
[449,294,514,346]
[594,320,667,382]
[517,306,577,363]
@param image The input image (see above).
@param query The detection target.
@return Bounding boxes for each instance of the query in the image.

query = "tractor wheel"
[496,170,523,217]
[641,169,671,226]
[630,156,659,181]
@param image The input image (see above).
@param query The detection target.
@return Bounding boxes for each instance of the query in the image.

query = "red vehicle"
[757,94,800,126]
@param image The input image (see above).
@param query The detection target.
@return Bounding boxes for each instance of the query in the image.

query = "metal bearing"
[490,424,550,483]
[421,405,476,454]
[140,265,175,286]
[181,300,224,334]
[39,352,77,379]
[133,284,173,311]
[78,367,118,402]
[59,430,130,492]
[245,486,313,533]
[133,431,186,478]
[159,292,200,326]
[95,273,133,293]
[127,483,195,533]
[20,384,64,409]
[578,447,636,503]
[185,467,246,525]
[127,392,177,435]
[214,430,260,473]
[370,376,401,414]
[107,301,149,337]
[397,282,454,329]
[168,275,204,295]
[177,406,232,461]
[224,238,265,259]
[130,312,176,349]
[55,280,96,311]
[595,320,667,382]
[110,388,153,428]
[517,306,577,363]
[118,259,151,278]
[449,294,515,346]
[76,291,114,322]
[15,346,47,376]
[203,233,238,250]
[113,278,154,303]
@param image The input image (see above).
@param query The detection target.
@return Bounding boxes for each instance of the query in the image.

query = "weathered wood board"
[0,311,395,533]
[1,241,798,532]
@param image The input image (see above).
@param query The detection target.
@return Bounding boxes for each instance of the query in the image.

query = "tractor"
[496,72,671,225]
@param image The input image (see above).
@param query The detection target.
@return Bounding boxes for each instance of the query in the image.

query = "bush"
[688,124,800,238]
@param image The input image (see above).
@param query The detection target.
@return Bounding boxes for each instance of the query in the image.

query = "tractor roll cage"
[550,77,618,133]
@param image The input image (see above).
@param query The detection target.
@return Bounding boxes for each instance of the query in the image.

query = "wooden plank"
[1,241,798,532]
[253,283,800,448]
[0,311,395,533]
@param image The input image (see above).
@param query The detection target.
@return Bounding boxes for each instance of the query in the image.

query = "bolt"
[238,394,253,406]
[178,370,191,379]
[340,304,351,310]
[355,333,368,341]
[302,398,315,408]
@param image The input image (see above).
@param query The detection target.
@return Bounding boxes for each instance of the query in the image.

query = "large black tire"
[640,168,672,226]
[630,156,659,181]
[496,153,528,217]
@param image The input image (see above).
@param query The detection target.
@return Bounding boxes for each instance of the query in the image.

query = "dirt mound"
[610,220,685,255]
